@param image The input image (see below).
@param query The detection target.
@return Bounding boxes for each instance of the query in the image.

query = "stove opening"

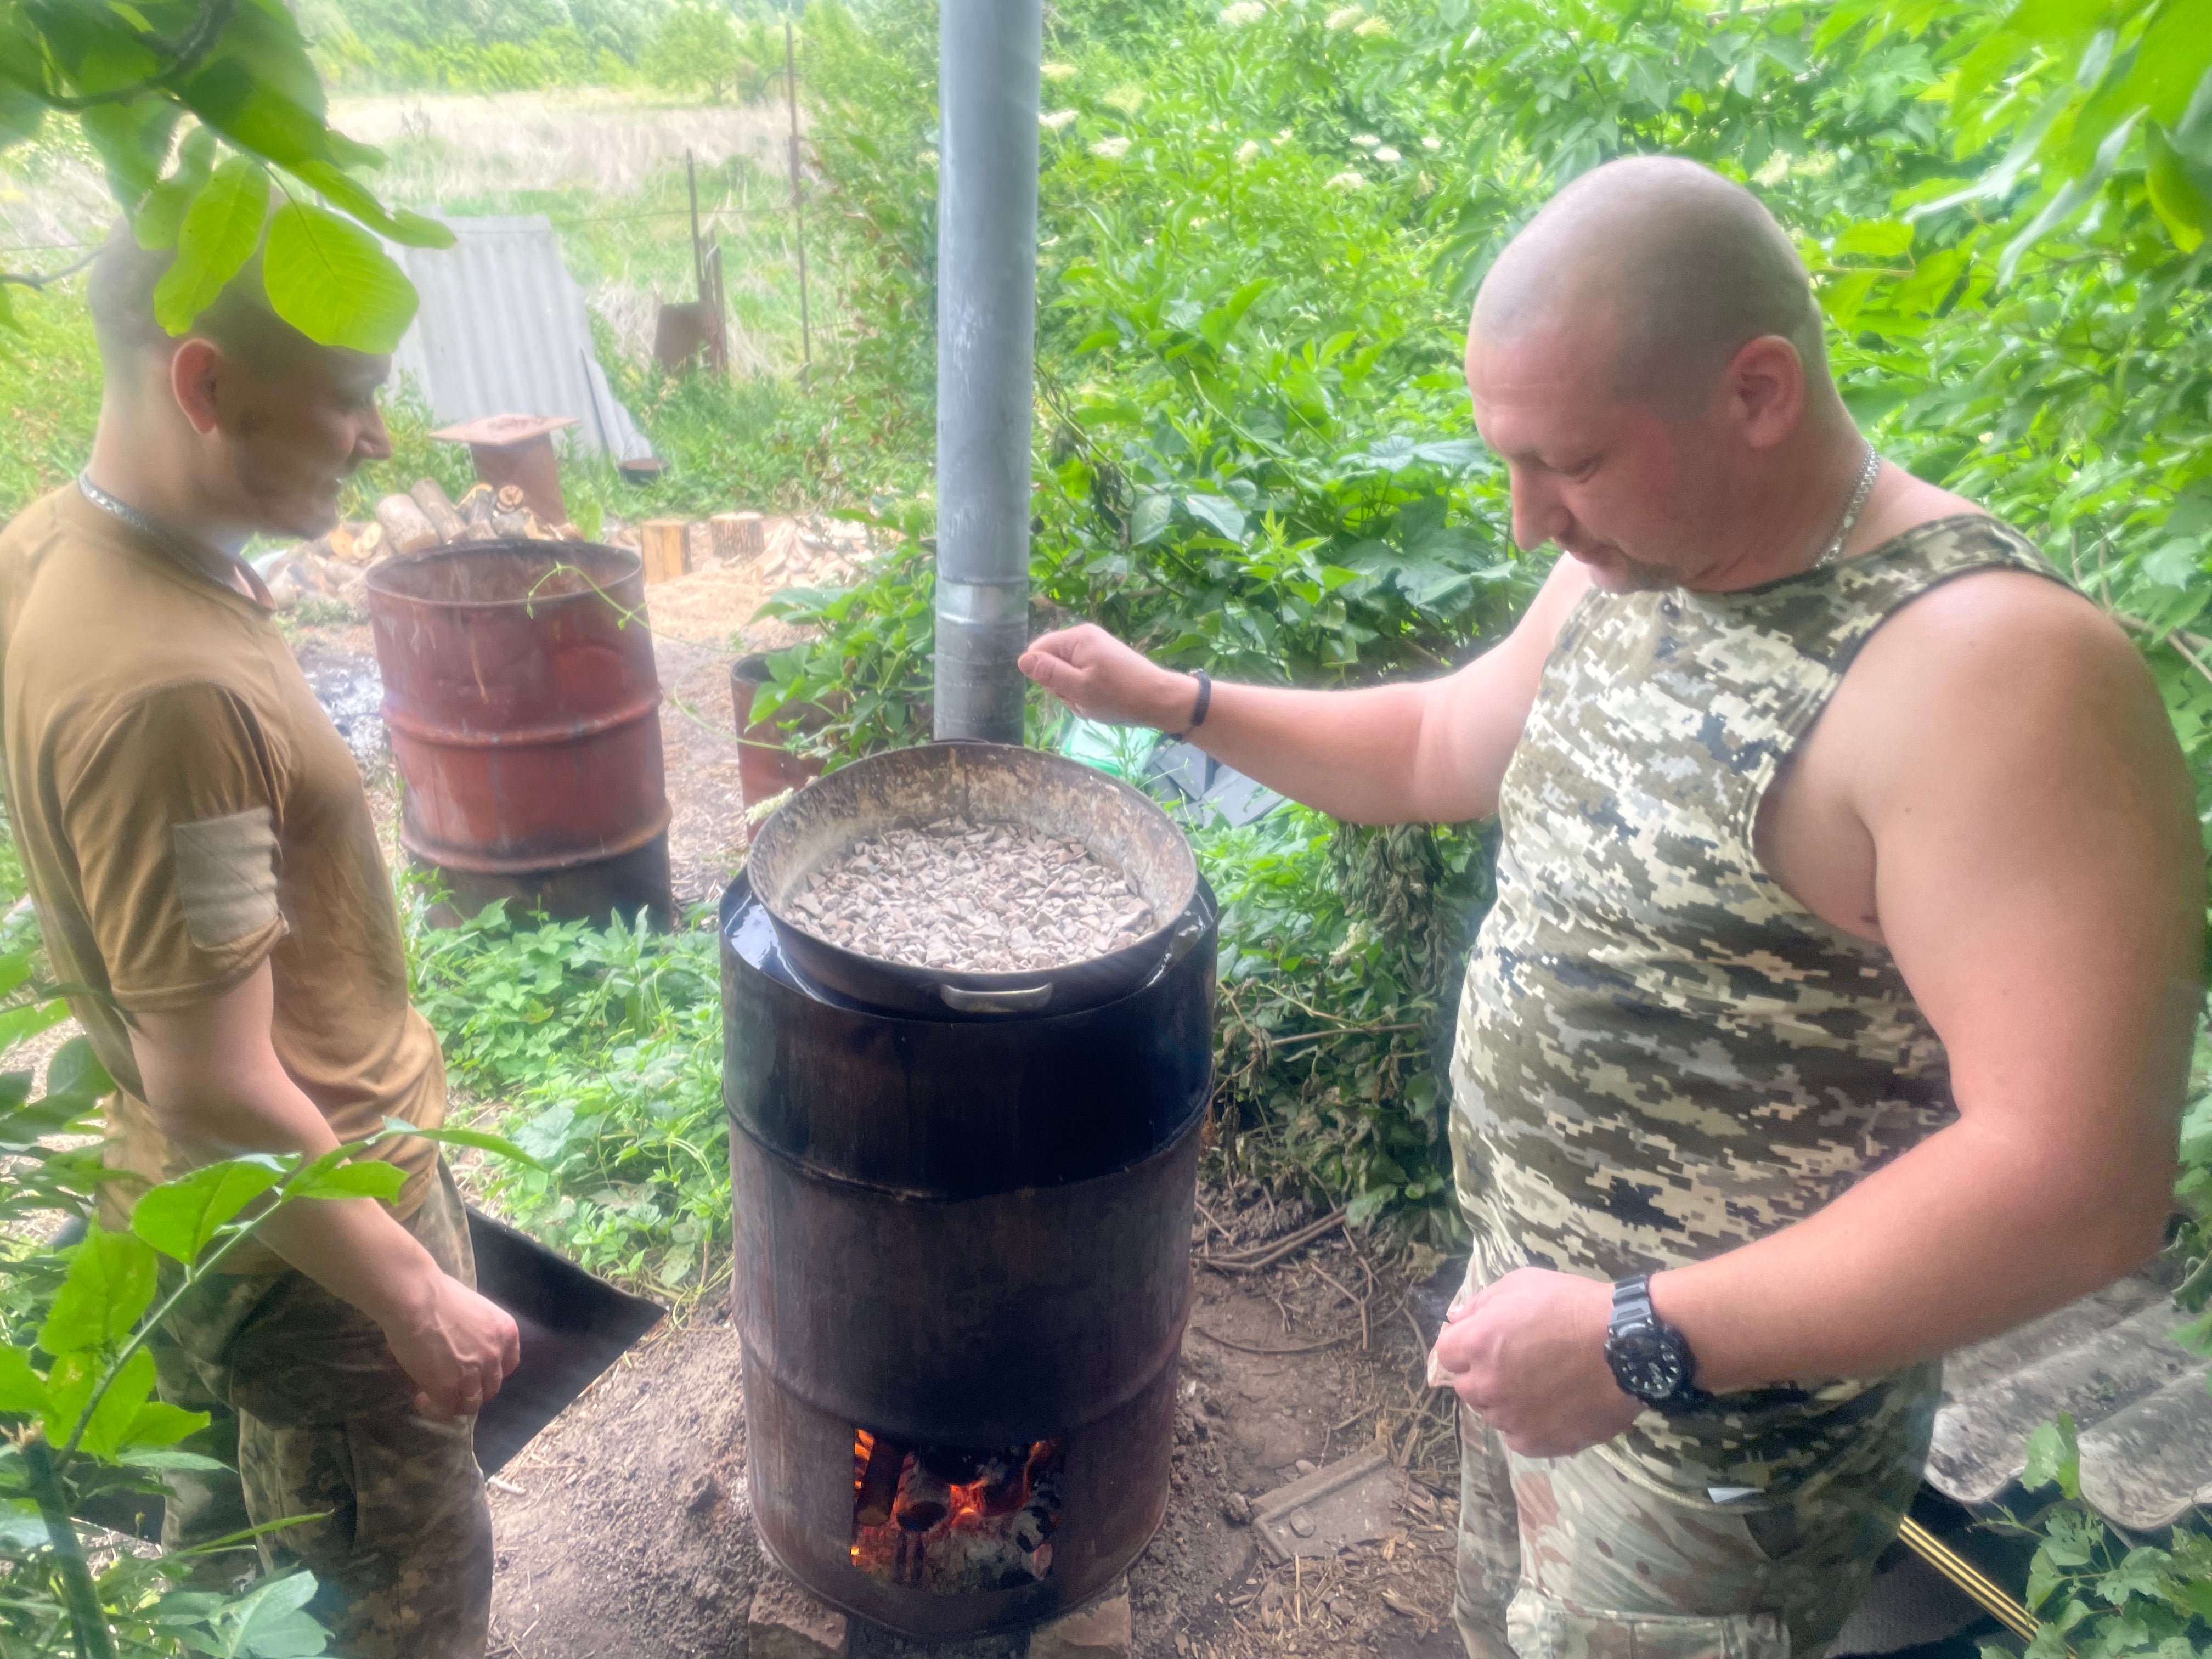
[850,1429,1064,1594]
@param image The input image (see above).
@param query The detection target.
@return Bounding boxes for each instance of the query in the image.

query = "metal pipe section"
[933,0,1043,744]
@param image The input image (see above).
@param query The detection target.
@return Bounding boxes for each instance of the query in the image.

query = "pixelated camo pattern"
[1449,514,2066,1491]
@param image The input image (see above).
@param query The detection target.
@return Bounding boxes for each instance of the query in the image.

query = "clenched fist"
[1020,624,1198,730]
[380,1272,522,1422]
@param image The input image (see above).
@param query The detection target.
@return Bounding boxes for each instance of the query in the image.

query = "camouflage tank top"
[1448,514,2068,1493]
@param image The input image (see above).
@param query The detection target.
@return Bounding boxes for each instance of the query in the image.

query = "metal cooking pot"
[744,742,1200,1018]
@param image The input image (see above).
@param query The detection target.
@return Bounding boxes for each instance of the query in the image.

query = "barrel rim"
[363,538,645,611]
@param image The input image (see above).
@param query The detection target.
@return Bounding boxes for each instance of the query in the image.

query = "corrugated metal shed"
[1930,1264,2212,1531]
[388,215,655,462]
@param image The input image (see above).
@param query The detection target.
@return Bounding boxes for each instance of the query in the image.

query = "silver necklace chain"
[1813,444,1884,569]
[77,472,270,605]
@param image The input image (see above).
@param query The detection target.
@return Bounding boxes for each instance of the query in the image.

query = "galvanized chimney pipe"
[932,0,1043,744]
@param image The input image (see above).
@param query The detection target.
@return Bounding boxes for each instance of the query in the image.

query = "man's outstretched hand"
[1021,624,1195,730]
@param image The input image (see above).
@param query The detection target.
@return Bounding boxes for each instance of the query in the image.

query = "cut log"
[457,482,497,528]
[712,511,766,562]
[490,508,534,539]
[854,1435,905,1529]
[409,477,465,543]
[495,483,529,514]
[640,518,689,585]
[355,522,389,564]
[374,492,439,555]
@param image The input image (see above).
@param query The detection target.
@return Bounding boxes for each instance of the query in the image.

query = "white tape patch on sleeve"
[171,808,280,948]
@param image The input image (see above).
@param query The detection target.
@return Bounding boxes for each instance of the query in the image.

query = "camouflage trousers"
[1451,1375,1937,1659]
[148,1160,493,1659]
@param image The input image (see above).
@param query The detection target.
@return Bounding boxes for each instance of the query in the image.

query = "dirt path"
[484,1222,1469,1659]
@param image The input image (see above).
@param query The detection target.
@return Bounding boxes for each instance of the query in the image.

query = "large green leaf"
[2022,1414,2083,1498]
[75,1346,161,1459]
[385,1118,549,1172]
[0,1343,47,1417]
[135,126,219,251]
[286,1155,407,1204]
[261,200,417,354]
[77,97,183,215]
[115,1396,211,1455]
[43,1036,113,1107]
[2145,121,2209,251]
[0,997,72,1055]
[285,159,454,250]
[132,1157,284,1263]
[38,1227,160,1359]
[153,154,272,334]
[222,1568,330,1658]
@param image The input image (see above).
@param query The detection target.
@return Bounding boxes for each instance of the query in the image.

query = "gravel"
[791,817,1158,972]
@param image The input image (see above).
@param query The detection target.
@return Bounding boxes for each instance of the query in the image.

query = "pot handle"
[939,983,1054,1014]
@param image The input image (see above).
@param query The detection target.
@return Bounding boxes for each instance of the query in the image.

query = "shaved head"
[1472,156,1826,415]
[86,222,317,382]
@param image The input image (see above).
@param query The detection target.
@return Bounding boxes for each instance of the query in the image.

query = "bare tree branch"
[0,246,101,292]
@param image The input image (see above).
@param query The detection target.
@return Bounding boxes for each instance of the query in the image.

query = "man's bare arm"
[1654,573,2200,1387]
[128,960,519,1419]
[1019,556,1592,825]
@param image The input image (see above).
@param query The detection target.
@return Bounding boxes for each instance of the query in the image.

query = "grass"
[0,280,103,522]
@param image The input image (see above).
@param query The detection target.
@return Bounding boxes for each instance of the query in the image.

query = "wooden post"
[640,519,690,585]
[786,18,812,374]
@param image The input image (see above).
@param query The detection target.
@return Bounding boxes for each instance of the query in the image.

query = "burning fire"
[848,1429,1063,1593]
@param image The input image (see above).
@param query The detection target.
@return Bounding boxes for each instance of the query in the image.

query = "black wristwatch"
[1604,1275,1712,1414]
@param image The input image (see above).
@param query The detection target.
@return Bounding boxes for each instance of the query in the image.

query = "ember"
[849,1431,1064,1594]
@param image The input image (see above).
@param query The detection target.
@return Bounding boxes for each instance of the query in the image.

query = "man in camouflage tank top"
[1025,156,2202,1659]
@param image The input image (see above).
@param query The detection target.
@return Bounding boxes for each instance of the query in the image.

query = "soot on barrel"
[723,743,1214,1640]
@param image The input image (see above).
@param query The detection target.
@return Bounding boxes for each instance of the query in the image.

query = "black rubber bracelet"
[1168,670,1211,740]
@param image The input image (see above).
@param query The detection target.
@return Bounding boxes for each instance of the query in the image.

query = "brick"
[1026,1578,1132,1659]
[747,1572,849,1659]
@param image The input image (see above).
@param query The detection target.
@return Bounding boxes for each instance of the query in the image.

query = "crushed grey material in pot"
[792,817,1157,972]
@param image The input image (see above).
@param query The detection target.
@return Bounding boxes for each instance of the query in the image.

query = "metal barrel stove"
[723,743,1214,1639]
[365,540,673,928]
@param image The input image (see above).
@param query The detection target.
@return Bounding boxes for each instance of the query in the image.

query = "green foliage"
[0,943,367,1656]
[1982,1413,2212,1659]
[0,277,106,522]
[2,0,446,353]
[1202,808,1492,1234]
[642,4,789,103]
[405,896,729,1289]
[301,0,670,92]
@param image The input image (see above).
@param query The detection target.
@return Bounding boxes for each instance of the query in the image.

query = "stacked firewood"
[266,478,584,611]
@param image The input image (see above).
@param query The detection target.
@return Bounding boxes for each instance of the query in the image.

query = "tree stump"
[640,518,690,584]
[712,510,766,562]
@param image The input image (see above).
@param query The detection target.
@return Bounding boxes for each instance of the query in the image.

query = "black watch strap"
[1167,669,1211,740]
[1605,1273,1712,1414]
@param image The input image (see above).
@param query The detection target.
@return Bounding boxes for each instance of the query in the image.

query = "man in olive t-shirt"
[0,228,517,1657]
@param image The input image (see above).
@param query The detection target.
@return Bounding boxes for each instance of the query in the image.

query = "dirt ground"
[483,1214,1472,1659]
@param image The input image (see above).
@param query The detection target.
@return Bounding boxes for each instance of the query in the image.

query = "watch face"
[1607,1325,1689,1401]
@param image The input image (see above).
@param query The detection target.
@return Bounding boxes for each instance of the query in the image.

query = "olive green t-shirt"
[0,486,444,1267]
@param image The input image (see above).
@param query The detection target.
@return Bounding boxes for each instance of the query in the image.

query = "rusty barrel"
[365,540,673,928]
